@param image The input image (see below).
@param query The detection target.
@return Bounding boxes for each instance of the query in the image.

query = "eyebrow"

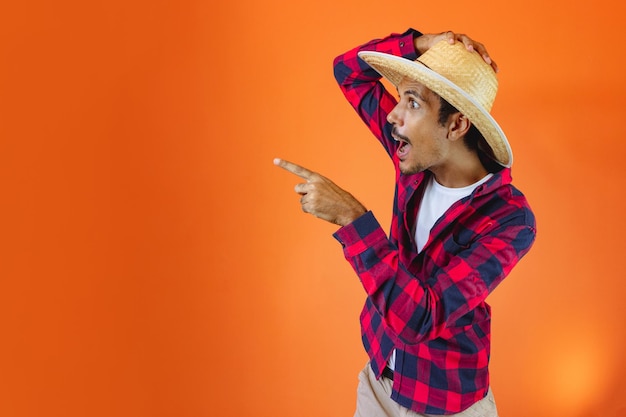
[403,89,426,102]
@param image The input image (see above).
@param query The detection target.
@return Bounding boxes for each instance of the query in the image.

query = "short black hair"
[437,96,501,172]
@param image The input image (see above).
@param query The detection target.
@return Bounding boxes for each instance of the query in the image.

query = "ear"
[446,113,471,142]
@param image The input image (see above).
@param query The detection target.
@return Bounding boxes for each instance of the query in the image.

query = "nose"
[387,102,402,126]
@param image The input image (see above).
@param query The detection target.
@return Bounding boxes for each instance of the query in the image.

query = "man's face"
[387,78,450,175]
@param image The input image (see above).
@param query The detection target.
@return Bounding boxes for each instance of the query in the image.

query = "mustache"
[391,127,410,143]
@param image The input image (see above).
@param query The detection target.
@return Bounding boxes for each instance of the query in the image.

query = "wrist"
[339,206,367,226]
[413,34,431,55]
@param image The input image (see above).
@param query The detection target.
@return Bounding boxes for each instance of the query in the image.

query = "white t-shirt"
[387,173,493,371]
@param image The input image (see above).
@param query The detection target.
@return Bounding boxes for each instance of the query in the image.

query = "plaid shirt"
[332,29,537,414]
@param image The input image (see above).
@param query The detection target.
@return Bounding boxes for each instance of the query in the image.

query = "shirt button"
[400,42,405,47]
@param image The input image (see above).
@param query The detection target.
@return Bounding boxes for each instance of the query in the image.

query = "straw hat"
[358,40,513,167]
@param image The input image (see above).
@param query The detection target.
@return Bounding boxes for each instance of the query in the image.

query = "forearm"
[332,29,421,156]
[333,211,434,344]
[334,212,536,345]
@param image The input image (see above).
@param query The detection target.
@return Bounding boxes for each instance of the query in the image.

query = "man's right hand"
[274,158,367,227]
[414,31,499,73]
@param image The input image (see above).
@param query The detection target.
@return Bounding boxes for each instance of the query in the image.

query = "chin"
[399,160,424,175]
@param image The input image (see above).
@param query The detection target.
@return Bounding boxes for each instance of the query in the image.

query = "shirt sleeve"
[333,29,421,159]
[333,210,536,345]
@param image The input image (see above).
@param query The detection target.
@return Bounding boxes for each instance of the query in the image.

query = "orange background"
[1,1,625,416]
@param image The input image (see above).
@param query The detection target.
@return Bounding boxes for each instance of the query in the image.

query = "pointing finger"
[273,158,315,180]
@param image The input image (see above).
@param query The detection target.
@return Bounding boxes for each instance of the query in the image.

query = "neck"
[430,151,488,188]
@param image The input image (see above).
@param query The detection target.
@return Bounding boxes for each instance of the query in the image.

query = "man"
[274,28,536,416]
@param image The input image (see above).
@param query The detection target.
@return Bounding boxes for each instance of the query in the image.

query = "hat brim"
[358,51,513,167]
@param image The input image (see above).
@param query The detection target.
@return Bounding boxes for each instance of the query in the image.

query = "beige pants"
[354,364,499,417]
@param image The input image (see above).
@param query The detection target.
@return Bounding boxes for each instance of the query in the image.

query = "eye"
[409,98,420,109]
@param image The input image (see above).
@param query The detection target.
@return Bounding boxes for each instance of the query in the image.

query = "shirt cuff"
[400,28,421,60]
[333,211,387,258]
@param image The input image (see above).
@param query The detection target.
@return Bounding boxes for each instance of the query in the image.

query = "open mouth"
[392,129,412,160]
[397,140,411,159]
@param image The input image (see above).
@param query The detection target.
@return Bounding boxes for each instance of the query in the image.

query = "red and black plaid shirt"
[332,29,537,414]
